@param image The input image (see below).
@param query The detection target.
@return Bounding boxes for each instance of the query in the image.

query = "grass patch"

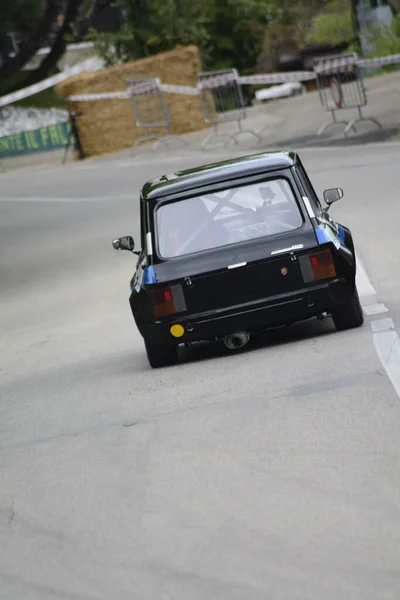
[0,70,67,109]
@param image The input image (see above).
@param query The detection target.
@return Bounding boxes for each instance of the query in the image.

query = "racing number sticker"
[329,77,343,108]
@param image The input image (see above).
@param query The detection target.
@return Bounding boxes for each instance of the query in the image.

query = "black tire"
[331,287,364,331]
[144,340,178,368]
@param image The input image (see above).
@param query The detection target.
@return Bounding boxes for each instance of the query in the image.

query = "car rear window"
[155,178,303,258]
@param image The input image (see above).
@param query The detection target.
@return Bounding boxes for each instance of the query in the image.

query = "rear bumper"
[136,278,354,345]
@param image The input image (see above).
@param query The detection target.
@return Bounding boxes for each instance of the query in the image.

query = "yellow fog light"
[170,324,185,338]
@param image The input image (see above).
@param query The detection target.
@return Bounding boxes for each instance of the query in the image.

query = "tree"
[89,0,274,69]
[3,0,85,95]
[0,0,61,81]
[203,0,270,70]
[18,0,84,86]
[257,0,331,71]
[307,0,353,47]
[0,0,47,38]
[364,14,400,60]
[386,0,399,16]
[89,0,210,65]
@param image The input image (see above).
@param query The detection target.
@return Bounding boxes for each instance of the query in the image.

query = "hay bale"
[56,45,209,158]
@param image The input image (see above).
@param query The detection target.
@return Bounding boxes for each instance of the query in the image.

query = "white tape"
[67,82,200,102]
[315,53,400,74]
[239,72,316,84]
[68,91,128,101]
[0,57,102,108]
[8,51,399,106]
[358,53,400,68]
[197,73,237,89]
[160,83,199,96]
[127,81,159,95]
[314,57,357,74]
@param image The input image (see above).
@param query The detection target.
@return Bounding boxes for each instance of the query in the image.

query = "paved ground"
[1,141,400,600]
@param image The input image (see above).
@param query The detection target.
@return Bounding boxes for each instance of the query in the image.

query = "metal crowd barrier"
[197,69,261,149]
[126,78,188,153]
[313,52,382,137]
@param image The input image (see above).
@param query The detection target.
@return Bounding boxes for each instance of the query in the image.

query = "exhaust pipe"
[223,331,250,350]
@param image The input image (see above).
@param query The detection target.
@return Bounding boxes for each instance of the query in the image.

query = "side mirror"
[112,235,135,251]
[323,188,343,207]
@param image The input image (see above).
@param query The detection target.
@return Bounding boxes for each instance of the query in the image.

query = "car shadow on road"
[179,315,338,366]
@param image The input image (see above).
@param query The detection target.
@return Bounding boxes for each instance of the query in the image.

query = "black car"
[113,151,363,368]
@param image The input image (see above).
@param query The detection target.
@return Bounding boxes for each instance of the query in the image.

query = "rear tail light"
[150,284,187,318]
[153,288,176,317]
[300,249,336,282]
[310,249,336,280]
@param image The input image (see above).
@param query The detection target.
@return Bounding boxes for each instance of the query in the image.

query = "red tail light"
[163,289,172,302]
[309,249,336,280]
[300,249,337,283]
[152,288,176,317]
[150,285,187,318]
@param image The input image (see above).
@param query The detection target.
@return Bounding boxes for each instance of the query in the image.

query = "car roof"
[142,151,299,202]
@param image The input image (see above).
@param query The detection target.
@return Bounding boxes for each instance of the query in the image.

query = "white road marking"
[373,328,400,397]
[356,254,377,297]
[371,318,395,333]
[356,255,400,399]
[363,302,389,316]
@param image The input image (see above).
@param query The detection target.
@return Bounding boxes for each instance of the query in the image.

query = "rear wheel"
[144,340,178,368]
[331,287,364,331]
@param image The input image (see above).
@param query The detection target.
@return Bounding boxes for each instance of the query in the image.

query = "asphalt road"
[1,142,400,600]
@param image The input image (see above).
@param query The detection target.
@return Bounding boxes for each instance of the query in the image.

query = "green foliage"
[87,26,135,67]
[88,0,210,66]
[362,14,400,74]
[87,0,276,69]
[364,15,400,57]
[78,0,97,19]
[256,0,331,71]
[204,0,270,70]
[146,0,210,53]
[16,0,400,87]
[306,8,353,46]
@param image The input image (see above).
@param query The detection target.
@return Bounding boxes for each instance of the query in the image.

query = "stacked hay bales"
[56,45,208,158]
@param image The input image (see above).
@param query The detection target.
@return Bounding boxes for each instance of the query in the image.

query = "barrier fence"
[314,52,382,137]
[1,51,400,158]
[126,78,188,152]
[3,52,400,110]
[197,69,261,148]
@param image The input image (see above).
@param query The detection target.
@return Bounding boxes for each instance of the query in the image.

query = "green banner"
[0,121,73,158]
